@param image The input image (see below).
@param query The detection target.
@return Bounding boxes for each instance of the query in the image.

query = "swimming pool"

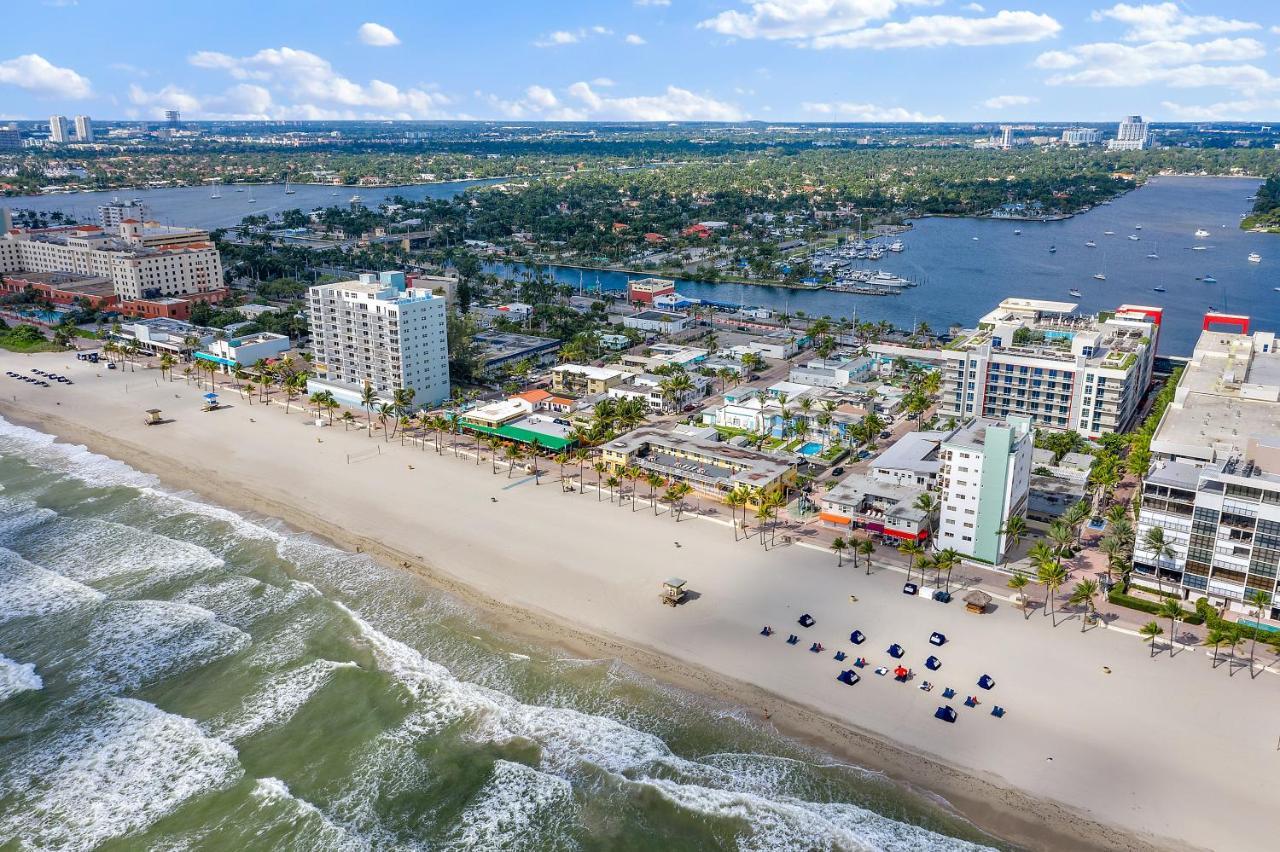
[798,442,823,457]
[1238,618,1279,633]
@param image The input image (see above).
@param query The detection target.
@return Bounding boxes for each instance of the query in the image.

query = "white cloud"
[1091,3,1259,43]
[699,0,900,40]
[186,46,451,119]
[802,100,943,121]
[625,33,647,45]
[478,82,745,121]
[129,83,276,120]
[812,11,1061,49]
[635,0,671,6]
[534,25,615,47]
[0,53,92,98]
[983,94,1036,109]
[1039,38,1270,87]
[963,3,985,11]
[357,22,401,47]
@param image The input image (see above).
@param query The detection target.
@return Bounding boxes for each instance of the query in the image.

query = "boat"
[234,186,244,192]
[1048,245,1056,253]
[1093,273,1106,281]
[284,174,296,195]
[1127,234,1140,241]
[1085,241,1097,248]
[1152,286,1166,293]
[1191,246,1208,251]
[972,236,979,241]
[1135,224,1142,230]
[208,179,221,199]
[1146,251,1159,259]
[1195,228,1210,238]
[1068,288,1083,297]
[1104,230,1115,235]
[1013,229,1022,235]
[1203,276,1217,284]
[1248,252,1262,263]
[887,240,904,252]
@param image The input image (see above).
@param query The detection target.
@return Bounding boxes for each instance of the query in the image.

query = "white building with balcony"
[306,271,449,408]
[937,415,1033,563]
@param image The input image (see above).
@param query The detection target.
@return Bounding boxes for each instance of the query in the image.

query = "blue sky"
[1,1,1278,122]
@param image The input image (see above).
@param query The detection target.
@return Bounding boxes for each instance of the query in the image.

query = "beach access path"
[3,350,1278,852]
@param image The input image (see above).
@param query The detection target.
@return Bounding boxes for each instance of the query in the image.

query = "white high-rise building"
[1107,115,1149,150]
[73,115,94,143]
[48,115,69,144]
[98,199,145,230]
[937,415,1033,563]
[999,125,1014,148]
[1061,127,1101,145]
[307,271,450,409]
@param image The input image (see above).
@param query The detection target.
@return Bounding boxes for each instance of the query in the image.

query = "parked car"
[831,466,845,476]
[878,431,891,440]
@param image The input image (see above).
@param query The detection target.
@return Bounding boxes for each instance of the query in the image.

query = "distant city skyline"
[1,1,1277,123]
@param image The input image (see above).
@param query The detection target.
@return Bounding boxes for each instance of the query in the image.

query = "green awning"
[461,421,575,451]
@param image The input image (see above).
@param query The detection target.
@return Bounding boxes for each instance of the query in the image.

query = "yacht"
[1194,228,1210,238]
[1248,252,1262,263]
[887,240,904,252]
[972,236,979,241]
[1135,224,1142,230]
[284,174,296,195]
[1093,273,1106,281]
[1202,275,1217,284]
[1103,230,1115,235]
[1146,250,1159,259]
[1191,245,1208,251]
[1085,240,1097,248]
[1128,234,1140,241]
[1048,245,1056,253]
[1068,288,1083,298]
[1013,229,1021,235]
[1152,285,1166,293]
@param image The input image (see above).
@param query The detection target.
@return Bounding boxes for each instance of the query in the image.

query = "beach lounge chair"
[760,626,773,636]
[978,674,995,690]
[836,669,859,686]
[942,687,956,699]
[928,632,947,646]
[853,657,867,668]
[925,656,941,671]
[874,666,889,676]
[849,630,865,645]
[934,706,957,723]
[834,651,847,662]
[992,706,1005,718]
[809,642,824,653]
[798,614,816,628]
[919,681,933,691]
[964,696,978,708]
[786,634,799,645]
[887,643,904,658]
[902,583,919,596]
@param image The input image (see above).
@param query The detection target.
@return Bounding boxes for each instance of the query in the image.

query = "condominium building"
[873,298,1160,438]
[0,221,224,301]
[1134,318,1280,613]
[74,115,94,143]
[306,271,450,408]
[48,115,69,144]
[1107,115,1149,151]
[1061,127,1101,145]
[937,416,1033,563]
[98,200,146,230]
[0,125,20,151]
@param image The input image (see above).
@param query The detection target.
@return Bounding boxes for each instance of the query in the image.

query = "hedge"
[1108,590,1204,625]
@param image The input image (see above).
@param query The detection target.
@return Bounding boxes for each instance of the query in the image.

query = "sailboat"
[1085,240,1096,248]
[247,185,256,204]
[284,174,296,195]
[1146,242,1159,259]
[1093,247,1107,280]
[208,179,221,199]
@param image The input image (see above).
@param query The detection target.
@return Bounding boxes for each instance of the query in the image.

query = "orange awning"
[819,512,852,525]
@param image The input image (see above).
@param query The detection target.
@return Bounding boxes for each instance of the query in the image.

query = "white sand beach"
[3,350,1277,852]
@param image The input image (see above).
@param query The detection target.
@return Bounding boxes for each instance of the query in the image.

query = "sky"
[1,1,1278,123]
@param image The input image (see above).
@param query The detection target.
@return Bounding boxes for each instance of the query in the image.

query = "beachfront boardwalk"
[4,349,1280,852]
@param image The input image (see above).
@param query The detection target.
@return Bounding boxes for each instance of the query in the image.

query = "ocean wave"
[0,696,243,851]
[442,759,578,851]
[210,658,358,743]
[0,653,43,701]
[173,575,319,631]
[248,777,370,851]
[0,415,158,490]
[0,546,106,624]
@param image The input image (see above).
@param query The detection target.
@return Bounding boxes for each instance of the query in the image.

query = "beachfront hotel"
[1134,317,1280,614]
[937,415,1033,563]
[0,220,225,302]
[601,425,796,505]
[872,298,1160,439]
[306,272,449,408]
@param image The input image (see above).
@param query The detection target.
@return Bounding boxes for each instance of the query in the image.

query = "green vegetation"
[1242,174,1280,231]
[0,322,61,353]
[1108,589,1204,625]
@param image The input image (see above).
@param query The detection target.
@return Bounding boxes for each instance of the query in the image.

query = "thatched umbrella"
[964,590,992,614]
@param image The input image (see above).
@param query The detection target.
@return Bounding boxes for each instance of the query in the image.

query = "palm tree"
[506,443,524,479]
[857,539,875,576]
[159,353,175,382]
[646,473,665,515]
[1142,526,1178,596]
[998,514,1028,569]
[284,381,300,414]
[1105,502,1130,526]
[935,547,961,594]
[1204,626,1232,669]
[625,465,643,510]
[360,382,378,434]
[831,536,847,567]
[1139,621,1164,657]
[574,447,592,495]
[308,391,327,421]
[1246,591,1273,677]
[1007,571,1031,619]
[754,500,772,546]
[1047,520,1074,567]
[605,475,620,504]
[1063,500,1092,546]
[897,540,926,584]
[376,403,394,441]
[1036,558,1068,626]
[1069,579,1100,632]
[726,486,749,540]
[670,482,693,523]
[593,462,606,500]
[340,411,356,431]
[1155,598,1184,657]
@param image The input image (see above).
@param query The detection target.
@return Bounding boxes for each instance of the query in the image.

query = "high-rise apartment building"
[999,125,1014,148]
[1107,115,1149,150]
[1061,128,1101,145]
[307,272,450,409]
[73,115,94,143]
[1134,317,1280,615]
[872,298,1160,439]
[98,199,145,230]
[48,115,69,144]
[165,110,181,128]
[0,124,21,152]
[937,415,1033,563]
[0,221,223,300]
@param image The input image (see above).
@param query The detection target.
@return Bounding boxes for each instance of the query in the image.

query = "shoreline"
[1,403,1146,852]
[0,363,1205,852]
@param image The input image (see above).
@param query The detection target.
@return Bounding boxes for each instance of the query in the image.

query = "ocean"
[0,415,1000,851]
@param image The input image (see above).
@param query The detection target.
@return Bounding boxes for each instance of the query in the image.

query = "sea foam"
[0,653,43,701]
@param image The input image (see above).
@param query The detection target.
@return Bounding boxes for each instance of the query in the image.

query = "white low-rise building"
[198,331,291,372]
[869,429,955,488]
[788,356,873,388]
